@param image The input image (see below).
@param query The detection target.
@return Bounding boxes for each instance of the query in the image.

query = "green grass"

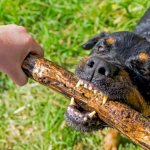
[0,0,149,149]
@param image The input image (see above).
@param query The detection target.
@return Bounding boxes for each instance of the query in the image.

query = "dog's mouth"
[64,55,150,131]
[65,72,150,132]
[64,57,125,131]
[65,79,108,132]
[64,60,133,132]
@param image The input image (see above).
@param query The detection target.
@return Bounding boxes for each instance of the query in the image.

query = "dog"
[65,8,150,150]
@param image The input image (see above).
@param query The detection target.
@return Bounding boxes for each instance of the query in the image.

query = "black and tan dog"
[65,8,150,150]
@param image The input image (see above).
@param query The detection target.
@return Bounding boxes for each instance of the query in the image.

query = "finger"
[28,38,44,57]
[31,47,44,57]
[6,65,28,86]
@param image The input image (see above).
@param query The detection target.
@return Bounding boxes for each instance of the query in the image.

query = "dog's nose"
[85,57,117,80]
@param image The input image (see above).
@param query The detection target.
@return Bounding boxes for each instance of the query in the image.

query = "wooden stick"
[22,54,150,150]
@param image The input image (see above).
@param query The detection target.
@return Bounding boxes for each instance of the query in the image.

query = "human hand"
[0,24,44,86]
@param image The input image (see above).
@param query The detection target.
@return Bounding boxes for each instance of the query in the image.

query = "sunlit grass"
[0,0,149,149]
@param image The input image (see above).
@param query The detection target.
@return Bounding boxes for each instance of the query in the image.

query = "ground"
[0,0,149,149]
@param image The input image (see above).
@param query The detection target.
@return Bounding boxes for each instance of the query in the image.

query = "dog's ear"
[82,32,109,50]
[125,50,150,80]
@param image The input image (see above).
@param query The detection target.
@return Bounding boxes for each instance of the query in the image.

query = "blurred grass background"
[0,0,149,149]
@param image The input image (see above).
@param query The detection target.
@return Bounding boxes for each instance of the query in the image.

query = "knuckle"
[8,25,27,33]
[17,26,27,32]
[7,24,18,29]
[9,24,18,27]
[24,35,33,45]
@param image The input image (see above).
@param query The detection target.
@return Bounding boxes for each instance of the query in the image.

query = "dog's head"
[65,31,150,132]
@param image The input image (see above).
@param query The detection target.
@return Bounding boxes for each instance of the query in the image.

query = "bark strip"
[22,54,150,150]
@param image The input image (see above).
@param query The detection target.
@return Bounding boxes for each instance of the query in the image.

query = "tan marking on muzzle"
[118,70,150,117]
[118,69,130,81]
[128,88,150,117]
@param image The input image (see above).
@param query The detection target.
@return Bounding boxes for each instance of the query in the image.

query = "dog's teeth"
[94,90,97,94]
[88,111,96,118]
[88,86,92,90]
[84,84,88,88]
[83,117,87,121]
[80,80,84,85]
[79,114,83,118]
[74,112,78,115]
[76,80,81,88]
[67,107,70,111]
[70,97,76,105]
[102,96,108,105]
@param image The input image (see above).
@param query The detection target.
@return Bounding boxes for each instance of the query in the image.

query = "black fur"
[76,8,150,104]
[65,8,150,132]
[134,8,150,41]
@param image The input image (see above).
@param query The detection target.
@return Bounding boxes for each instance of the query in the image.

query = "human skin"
[0,24,44,86]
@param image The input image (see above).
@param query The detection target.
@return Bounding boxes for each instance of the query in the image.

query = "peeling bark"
[22,54,150,150]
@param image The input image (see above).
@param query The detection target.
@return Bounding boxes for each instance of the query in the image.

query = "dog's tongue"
[65,97,106,132]
[65,78,110,132]
[67,97,96,123]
